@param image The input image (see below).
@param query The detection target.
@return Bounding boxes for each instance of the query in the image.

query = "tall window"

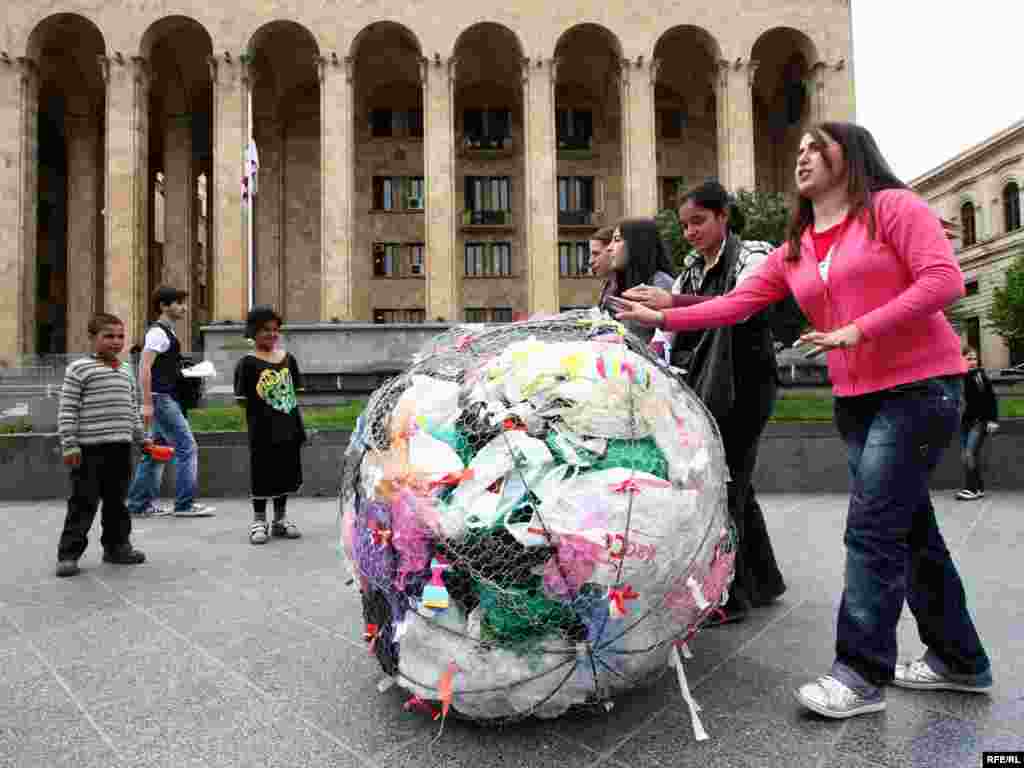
[373,242,401,276]
[373,242,424,278]
[373,308,426,323]
[464,177,511,224]
[558,177,596,225]
[465,242,512,276]
[465,307,513,323]
[410,243,425,276]
[1004,182,1021,233]
[370,109,424,138]
[558,241,590,277]
[463,109,512,149]
[960,202,976,247]
[372,177,425,210]
[556,109,593,149]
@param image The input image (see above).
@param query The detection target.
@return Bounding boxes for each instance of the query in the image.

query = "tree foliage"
[987,252,1024,356]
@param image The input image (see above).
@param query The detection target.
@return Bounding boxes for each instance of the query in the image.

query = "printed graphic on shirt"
[256,366,297,414]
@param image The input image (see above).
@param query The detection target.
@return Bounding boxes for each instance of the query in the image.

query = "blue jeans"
[833,375,990,686]
[126,394,198,513]
[960,421,988,493]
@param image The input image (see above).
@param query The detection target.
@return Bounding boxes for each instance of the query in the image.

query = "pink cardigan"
[661,189,967,396]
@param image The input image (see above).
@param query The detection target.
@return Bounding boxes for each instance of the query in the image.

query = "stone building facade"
[0,0,854,358]
[911,119,1024,369]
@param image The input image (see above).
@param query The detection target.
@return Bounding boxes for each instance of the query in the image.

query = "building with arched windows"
[0,1,854,360]
[912,118,1024,369]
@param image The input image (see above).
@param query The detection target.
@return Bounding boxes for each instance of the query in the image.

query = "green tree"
[987,252,1024,362]
[733,188,790,245]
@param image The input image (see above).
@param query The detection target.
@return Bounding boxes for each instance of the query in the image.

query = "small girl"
[234,306,307,544]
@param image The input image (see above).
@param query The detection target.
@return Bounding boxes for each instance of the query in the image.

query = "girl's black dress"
[233,353,306,499]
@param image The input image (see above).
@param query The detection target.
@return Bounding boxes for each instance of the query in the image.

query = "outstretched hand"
[796,324,863,357]
[621,285,673,310]
[606,296,664,328]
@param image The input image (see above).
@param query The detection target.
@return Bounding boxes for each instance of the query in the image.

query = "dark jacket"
[669,234,776,428]
[963,367,998,425]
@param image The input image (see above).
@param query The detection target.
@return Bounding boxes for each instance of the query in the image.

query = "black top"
[963,367,998,425]
[149,321,181,396]
[233,353,307,446]
[669,235,776,427]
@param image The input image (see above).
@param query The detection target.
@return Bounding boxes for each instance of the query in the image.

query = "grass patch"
[770,392,1024,422]
[0,418,33,434]
[188,401,364,433]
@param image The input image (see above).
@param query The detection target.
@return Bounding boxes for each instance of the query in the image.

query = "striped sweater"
[58,356,145,455]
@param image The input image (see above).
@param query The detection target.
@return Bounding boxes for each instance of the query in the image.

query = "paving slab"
[1,492,1022,767]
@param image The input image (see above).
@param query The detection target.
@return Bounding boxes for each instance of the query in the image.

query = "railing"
[558,209,595,226]
[463,209,512,226]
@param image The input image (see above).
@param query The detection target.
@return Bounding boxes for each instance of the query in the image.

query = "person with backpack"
[611,122,991,719]
[126,286,216,518]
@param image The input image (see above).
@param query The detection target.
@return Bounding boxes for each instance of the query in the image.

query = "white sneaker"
[173,503,217,517]
[894,657,992,693]
[794,675,886,719]
[955,489,983,501]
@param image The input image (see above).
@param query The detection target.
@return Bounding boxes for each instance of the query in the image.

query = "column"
[522,57,558,315]
[319,54,355,321]
[421,55,458,322]
[808,61,827,125]
[0,57,38,360]
[620,57,659,217]
[163,113,194,349]
[65,113,100,352]
[716,58,757,193]
[209,52,247,323]
[103,54,149,341]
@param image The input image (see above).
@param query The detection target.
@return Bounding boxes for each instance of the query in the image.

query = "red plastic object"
[145,444,175,462]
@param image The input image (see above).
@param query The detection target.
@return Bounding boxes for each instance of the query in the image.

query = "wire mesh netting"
[340,309,732,723]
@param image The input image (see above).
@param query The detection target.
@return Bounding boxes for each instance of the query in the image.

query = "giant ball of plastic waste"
[340,310,731,722]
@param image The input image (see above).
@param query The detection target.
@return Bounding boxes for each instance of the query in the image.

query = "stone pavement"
[2,492,1022,768]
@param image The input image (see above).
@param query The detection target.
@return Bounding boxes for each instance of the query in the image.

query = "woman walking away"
[234,306,307,545]
[957,345,998,501]
[622,181,786,622]
[610,121,991,719]
[598,218,676,345]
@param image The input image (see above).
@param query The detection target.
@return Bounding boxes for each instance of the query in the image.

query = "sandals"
[271,519,302,539]
[249,522,269,545]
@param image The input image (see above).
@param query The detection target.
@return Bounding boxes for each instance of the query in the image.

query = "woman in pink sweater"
[612,122,992,720]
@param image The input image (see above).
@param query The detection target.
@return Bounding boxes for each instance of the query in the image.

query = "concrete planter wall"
[2,420,1022,500]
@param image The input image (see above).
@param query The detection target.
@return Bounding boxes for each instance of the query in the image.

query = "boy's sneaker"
[250,522,269,545]
[795,675,886,719]
[102,548,146,565]
[56,560,80,578]
[894,656,992,693]
[133,503,172,517]
[173,503,217,517]
[955,489,984,501]
[271,519,301,539]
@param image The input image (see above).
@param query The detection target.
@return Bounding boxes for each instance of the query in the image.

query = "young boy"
[126,286,216,518]
[56,314,152,577]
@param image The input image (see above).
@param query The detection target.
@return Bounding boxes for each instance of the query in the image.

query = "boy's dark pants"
[57,443,133,561]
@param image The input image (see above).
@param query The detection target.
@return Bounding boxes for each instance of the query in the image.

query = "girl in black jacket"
[958,346,998,500]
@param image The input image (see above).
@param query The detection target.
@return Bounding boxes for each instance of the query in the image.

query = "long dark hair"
[679,180,745,235]
[614,217,676,294]
[786,122,906,261]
